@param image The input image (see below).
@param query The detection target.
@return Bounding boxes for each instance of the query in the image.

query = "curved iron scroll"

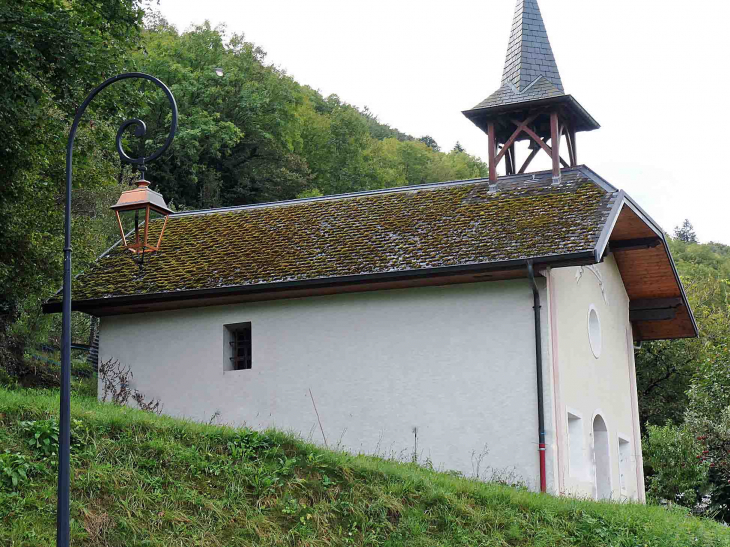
[70,72,178,172]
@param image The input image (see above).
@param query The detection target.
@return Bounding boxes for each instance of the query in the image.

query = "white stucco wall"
[548,255,646,501]
[99,280,554,489]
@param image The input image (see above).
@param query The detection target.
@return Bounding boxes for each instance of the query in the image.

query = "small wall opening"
[567,412,587,480]
[224,322,252,371]
[618,437,631,497]
[592,414,611,500]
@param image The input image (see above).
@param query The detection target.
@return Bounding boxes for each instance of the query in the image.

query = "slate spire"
[502,0,563,93]
[462,0,599,182]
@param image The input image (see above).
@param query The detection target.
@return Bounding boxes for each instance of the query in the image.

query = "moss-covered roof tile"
[69,167,616,302]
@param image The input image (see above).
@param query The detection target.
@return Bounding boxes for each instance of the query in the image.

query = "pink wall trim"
[545,268,565,494]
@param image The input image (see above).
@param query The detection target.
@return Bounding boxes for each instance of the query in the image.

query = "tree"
[639,237,730,520]
[0,0,145,367]
[675,219,698,243]
[418,135,440,152]
[643,423,709,506]
[452,141,465,153]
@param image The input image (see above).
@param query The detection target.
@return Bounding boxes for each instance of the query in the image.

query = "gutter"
[527,260,547,494]
[43,250,596,314]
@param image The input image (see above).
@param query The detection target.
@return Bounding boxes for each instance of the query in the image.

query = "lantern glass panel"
[147,209,167,244]
[117,207,148,244]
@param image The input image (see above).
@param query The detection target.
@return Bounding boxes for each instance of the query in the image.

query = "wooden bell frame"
[487,107,578,182]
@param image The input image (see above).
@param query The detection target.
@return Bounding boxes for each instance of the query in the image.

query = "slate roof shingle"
[470,0,566,112]
[502,0,563,93]
[68,167,618,302]
[471,76,564,111]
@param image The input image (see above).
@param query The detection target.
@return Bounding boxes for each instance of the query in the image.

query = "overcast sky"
[156,0,729,245]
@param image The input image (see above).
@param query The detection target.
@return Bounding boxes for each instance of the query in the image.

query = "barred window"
[226,323,252,371]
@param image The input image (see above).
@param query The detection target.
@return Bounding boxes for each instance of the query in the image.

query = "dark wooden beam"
[630,308,677,322]
[496,112,541,166]
[519,137,549,174]
[570,126,577,165]
[630,298,682,311]
[564,124,576,167]
[550,112,560,178]
[511,119,553,157]
[610,237,662,252]
[488,122,497,182]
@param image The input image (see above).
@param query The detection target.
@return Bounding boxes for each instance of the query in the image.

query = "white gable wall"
[99,279,554,489]
[548,254,646,501]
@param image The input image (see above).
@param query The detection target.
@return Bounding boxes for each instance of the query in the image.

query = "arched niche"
[593,414,612,500]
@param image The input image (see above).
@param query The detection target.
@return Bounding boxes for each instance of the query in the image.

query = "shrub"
[0,368,18,390]
[0,451,34,489]
[643,423,709,507]
[687,406,730,521]
[98,358,161,413]
[19,418,90,458]
[20,419,59,457]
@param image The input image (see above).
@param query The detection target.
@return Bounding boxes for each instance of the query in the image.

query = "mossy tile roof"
[71,167,617,302]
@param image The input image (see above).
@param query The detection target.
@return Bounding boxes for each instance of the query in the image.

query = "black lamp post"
[58,73,177,547]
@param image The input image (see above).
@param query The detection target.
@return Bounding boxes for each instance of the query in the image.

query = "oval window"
[588,305,602,358]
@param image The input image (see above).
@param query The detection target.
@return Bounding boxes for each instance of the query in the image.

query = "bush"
[19,419,60,458]
[643,423,709,507]
[0,451,35,490]
[0,368,18,390]
[18,418,90,459]
[687,406,730,521]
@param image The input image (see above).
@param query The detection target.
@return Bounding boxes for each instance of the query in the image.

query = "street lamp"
[58,73,177,547]
[111,179,172,253]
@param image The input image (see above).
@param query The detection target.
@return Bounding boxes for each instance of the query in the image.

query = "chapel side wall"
[550,254,645,501]
[99,279,553,489]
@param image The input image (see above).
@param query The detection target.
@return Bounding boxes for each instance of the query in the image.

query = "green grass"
[1,388,728,546]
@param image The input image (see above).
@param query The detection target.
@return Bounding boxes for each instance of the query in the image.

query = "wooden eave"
[43,251,597,317]
[462,95,600,140]
[596,193,698,342]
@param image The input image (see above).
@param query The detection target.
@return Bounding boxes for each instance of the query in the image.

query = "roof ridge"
[171,167,591,218]
[519,74,546,95]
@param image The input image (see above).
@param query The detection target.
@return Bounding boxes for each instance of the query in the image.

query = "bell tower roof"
[462,0,599,182]
[464,0,599,128]
[502,0,563,94]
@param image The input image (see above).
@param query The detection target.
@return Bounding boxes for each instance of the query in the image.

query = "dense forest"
[1,0,730,520]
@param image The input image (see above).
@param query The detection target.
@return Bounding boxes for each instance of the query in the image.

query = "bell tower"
[463,0,599,183]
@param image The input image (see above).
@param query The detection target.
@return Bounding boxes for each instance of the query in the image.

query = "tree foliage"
[131,20,487,207]
[643,423,709,506]
[0,8,487,367]
[674,219,698,244]
[0,0,147,368]
[639,231,730,520]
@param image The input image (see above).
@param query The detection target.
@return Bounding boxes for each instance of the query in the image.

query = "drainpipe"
[527,260,547,493]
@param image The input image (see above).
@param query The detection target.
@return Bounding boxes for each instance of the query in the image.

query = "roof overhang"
[42,251,597,316]
[42,167,697,342]
[462,94,600,138]
[594,191,698,341]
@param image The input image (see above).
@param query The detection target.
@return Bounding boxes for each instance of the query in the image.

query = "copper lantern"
[111,179,172,253]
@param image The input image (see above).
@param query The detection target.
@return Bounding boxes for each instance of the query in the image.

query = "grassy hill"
[1,389,728,546]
